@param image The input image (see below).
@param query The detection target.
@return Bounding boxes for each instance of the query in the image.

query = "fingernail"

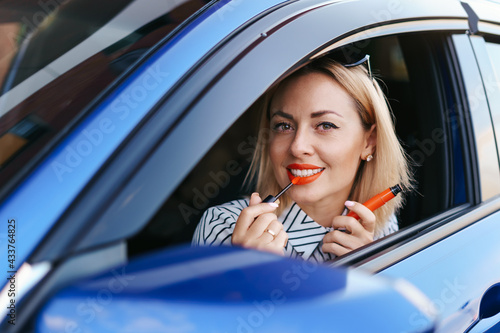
[345,200,355,207]
[251,192,259,197]
[275,199,280,205]
[268,202,279,208]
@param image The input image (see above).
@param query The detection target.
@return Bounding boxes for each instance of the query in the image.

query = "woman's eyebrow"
[311,110,343,118]
[271,110,294,120]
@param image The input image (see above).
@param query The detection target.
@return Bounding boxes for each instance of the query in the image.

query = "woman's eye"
[317,122,339,130]
[272,122,293,132]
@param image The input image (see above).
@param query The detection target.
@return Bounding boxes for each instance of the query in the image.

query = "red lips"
[286,163,324,185]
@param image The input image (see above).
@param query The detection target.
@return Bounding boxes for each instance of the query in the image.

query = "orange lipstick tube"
[347,184,402,220]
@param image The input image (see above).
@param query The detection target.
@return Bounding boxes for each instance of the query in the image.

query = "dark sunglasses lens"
[327,45,372,79]
[328,44,368,65]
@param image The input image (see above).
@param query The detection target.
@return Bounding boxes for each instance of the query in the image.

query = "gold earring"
[366,154,373,162]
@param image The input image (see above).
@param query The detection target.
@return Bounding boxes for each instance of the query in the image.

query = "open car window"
[128,31,471,261]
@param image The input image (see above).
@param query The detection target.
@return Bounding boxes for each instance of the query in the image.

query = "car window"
[127,32,471,259]
[0,0,209,192]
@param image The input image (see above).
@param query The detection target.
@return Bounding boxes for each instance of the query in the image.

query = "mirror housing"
[36,245,437,332]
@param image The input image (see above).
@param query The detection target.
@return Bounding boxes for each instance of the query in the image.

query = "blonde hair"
[245,57,412,233]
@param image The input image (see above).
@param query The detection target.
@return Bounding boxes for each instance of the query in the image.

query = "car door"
[1,0,445,332]
[128,1,500,331]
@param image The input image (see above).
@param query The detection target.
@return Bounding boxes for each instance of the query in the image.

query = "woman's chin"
[288,191,322,206]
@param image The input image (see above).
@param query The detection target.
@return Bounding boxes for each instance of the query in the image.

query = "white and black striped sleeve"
[191,199,249,247]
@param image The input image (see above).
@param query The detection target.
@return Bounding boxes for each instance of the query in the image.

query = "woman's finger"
[274,229,288,246]
[322,239,350,257]
[231,192,287,256]
[249,192,262,206]
[331,216,365,235]
[323,229,352,249]
[233,193,278,240]
[323,227,373,255]
[344,200,376,233]
[271,229,288,254]
[248,213,281,239]
[256,228,287,254]
[259,219,283,239]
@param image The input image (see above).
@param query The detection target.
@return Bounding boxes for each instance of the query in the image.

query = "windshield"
[0,0,209,192]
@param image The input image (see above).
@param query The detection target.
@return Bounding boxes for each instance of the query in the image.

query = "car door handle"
[465,283,500,332]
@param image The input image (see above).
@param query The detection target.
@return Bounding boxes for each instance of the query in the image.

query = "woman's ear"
[362,124,377,158]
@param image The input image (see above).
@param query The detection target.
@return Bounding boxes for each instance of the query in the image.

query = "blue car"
[1,0,500,332]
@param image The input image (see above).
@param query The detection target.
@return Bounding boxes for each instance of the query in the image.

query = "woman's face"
[268,71,375,206]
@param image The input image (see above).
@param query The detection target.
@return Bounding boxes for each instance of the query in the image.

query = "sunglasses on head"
[328,46,373,80]
[343,54,372,80]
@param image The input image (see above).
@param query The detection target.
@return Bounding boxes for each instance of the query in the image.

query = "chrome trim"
[478,21,500,36]
[358,196,500,273]
[313,19,469,58]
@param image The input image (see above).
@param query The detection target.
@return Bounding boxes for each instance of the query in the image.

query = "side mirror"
[36,245,437,332]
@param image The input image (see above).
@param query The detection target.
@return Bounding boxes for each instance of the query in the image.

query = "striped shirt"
[192,198,398,263]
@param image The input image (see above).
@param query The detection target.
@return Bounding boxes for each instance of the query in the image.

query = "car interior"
[127,32,469,260]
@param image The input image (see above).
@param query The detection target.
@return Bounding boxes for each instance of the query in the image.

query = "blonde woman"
[192,56,411,262]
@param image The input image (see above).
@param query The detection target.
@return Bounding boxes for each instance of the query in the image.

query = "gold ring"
[265,229,277,239]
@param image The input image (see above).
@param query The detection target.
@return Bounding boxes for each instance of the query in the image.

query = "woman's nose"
[289,128,314,157]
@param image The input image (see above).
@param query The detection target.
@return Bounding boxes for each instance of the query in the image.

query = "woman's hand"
[232,193,288,255]
[322,200,375,256]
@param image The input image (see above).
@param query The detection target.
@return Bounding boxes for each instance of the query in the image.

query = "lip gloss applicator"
[262,177,300,203]
[346,184,402,220]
